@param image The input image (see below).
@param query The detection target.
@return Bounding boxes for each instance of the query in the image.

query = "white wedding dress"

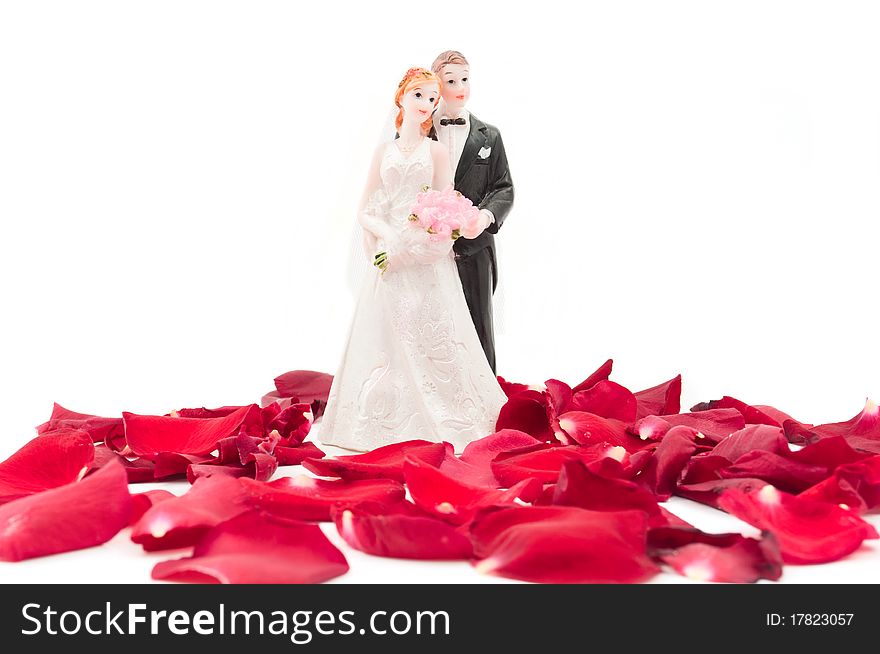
[319,137,507,453]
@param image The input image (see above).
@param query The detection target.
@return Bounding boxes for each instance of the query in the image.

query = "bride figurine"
[318,67,508,454]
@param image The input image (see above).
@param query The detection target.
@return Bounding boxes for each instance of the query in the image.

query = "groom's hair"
[431,50,469,76]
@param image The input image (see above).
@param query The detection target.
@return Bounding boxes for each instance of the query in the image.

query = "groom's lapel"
[455,113,488,186]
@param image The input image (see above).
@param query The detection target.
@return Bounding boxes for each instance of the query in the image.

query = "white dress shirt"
[435,109,495,228]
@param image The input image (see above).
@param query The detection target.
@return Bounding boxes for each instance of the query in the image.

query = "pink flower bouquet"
[408,185,484,241]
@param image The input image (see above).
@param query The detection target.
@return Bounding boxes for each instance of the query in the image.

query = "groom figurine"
[431,50,514,375]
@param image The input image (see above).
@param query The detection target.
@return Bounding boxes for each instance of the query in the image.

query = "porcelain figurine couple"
[319,50,515,453]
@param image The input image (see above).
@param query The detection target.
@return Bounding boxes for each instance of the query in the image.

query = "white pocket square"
[478,146,491,159]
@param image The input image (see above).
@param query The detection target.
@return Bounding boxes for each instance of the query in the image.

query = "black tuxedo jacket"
[431,113,514,258]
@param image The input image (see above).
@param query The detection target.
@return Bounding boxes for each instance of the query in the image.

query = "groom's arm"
[480,129,514,235]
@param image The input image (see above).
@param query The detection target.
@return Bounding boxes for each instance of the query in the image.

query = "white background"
[1,0,879,583]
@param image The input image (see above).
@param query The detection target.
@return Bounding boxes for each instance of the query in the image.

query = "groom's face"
[439,64,470,115]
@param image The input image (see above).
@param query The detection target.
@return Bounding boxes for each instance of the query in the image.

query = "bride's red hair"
[395,67,440,134]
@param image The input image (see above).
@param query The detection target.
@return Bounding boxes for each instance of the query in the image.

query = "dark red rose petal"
[404,458,542,525]
[131,475,252,551]
[634,374,682,420]
[130,490,176,526]
[631,409,746,444]
[491,443,629,486]
[89,445,156,483]
[152,509,348,584]
[276,441,325,466]
[571,358,614,394]
[470,505,659,583]
[637,426,702,498]
[0,460,132,562]
[265,402,313,444]
[0,430,95,504]
[241,475,405,522]
[273,370,334,404]
[717,485,879,564]
[124,405,255,457]
[152,452,214,480]
[689,396,793,427]
[302,440,447,482]
[36,403,125,450]
[676,478,769,509]
[710,425,791,461]
[680,454,735,485]
[495,390,554,441]
[648,526,783,583]
[551,460,661,517]
[718,451,830,494]
[568,380,638,423]
[187,452,278,484]
[335,501,474,560]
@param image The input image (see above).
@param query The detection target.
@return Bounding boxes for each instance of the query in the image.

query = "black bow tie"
[439,117,466,126]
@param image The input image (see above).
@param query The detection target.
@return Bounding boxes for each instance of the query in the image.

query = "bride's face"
[401,82,439,123]
[439,64,470,114]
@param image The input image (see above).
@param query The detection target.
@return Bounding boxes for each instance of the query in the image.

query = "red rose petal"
[152,452,214,480]
[568,380,638,423]
[680,454,736,485]
[719,451,830,494]
[0,460,132,562]
[152,509,348,584]
[0,430,95,504]
[676,478,769,509]
[124,405,255,457]
[557,411,644,451]
[551,460,661,517]
[800,454,880,512]
[784,399,880,445]
[273,370,334,403]
[131,475,252,551]
[690,396,793,427]
[36,403,125,450]
[240,475,405,522]
[799,476,868,513]
[404,458,542,525]
[571,358,614,394]
[88,446,156,483]
[717,485,879,564]
[265,402,313,444]
[276,441,325,466]
[545,379,573,414]
[491,443,628,486]
[634,374,682,420]
[635,426,702,498]
[497,375,533,398]
[495,390,554,441]
[710,425,791,461]
[130,490,176,526]
[631,409,746,444]
[302,440,447,482]
[447,430,543,488]
[786,435,868,469]
[335,501,474,559]
[470,505,659,583]
[186,452,277,484]
[648,526,783,583]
